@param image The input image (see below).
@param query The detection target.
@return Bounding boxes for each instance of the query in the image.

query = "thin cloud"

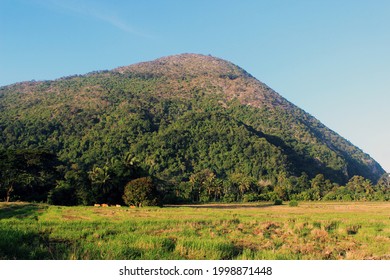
[90,11,153,39]
[36,0,152,38]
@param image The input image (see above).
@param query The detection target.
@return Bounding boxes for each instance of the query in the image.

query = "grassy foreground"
[1,201,389,260]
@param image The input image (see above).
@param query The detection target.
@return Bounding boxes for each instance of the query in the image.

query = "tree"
[88,166,110,186]
[63,165,91,205]
[229,172,255,201]
[188,169,221,202]
[376,173,390,192]
[122,177,161,207]
[0,149,62,202]
[88,166,111,203]
[309,174,332,200]
[293,172,310,193]
[346,175,374,200]
[274,172,292,200]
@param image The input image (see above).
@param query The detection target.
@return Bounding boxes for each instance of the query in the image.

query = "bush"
[288,200,298,207]
[122,177,161,207]
[346,224,361,235]
[257,193,271,201]
[322,191,337,201]
[274,199,283,205]
[223,193,236,203]
[242,193,259,202]
[324,221,340,232]
[341,194,353,201]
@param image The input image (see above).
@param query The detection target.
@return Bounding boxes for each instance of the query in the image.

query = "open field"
[1,201,390,260]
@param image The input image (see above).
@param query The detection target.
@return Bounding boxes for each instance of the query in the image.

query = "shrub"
[288,200,298,207]
[324,221,339,232]
[346,224,361,235]
[243,193,259,202]
[341,194,353,201]
[312,221,321,229]
[222,193,236,203]
[257,193,271,201]
[322,192,337,201]
[274,199,283,205]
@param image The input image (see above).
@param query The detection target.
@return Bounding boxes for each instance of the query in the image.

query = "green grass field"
[1,202,389,260]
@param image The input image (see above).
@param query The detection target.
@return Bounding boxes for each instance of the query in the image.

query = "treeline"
[1,148,389,206]
[0,149,145,205]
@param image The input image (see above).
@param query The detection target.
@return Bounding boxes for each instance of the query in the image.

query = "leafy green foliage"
[122,177,161,207]
[274,199,283,205]
[289,200,299,207]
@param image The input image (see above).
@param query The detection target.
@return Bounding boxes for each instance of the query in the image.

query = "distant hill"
[0,54,386,204]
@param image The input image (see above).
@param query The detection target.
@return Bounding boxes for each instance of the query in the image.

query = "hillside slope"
[0,54,385,203]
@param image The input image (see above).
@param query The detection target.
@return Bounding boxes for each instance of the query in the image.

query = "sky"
[1,0,389,173]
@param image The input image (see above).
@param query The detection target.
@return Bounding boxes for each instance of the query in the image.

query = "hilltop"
[0,54,387,204]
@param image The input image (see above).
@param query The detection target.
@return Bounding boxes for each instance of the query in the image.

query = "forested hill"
[0,53,387,204]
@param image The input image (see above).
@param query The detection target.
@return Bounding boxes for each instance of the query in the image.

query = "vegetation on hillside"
[0,54,388,205]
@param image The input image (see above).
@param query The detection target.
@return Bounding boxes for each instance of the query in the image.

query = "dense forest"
[0,54,388,205]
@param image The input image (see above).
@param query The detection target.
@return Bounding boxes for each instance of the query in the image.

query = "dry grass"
[1,201,390,259]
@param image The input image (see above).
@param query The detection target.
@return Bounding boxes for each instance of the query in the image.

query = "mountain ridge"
[118,53,290,108]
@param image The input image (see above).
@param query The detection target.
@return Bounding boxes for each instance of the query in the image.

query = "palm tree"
[88,166,111,203]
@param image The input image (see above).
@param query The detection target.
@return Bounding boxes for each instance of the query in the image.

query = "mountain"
[0,54,386,203]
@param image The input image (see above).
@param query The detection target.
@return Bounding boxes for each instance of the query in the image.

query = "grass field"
[1,201,389,260]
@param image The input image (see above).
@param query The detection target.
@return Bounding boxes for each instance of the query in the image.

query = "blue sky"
[1,0,389,173]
